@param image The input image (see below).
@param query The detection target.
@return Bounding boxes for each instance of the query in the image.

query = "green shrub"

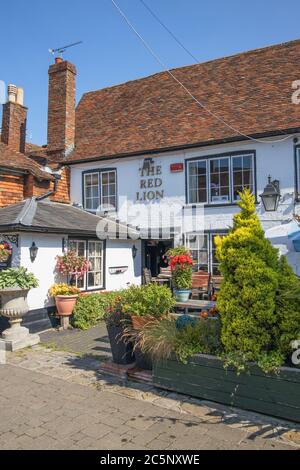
[215,189,299,373]
[121,284,175,318]
[0,267,38,289]
[71,291,117,330]
[135,315,221,364]
[174,318,221,364]
[275,256,300,355]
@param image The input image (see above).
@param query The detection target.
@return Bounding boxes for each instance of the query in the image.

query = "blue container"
[174,289,191,302]
[293,239,300,252]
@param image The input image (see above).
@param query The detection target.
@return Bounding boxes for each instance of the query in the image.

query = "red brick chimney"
[47,59,77,157]
[1,84,27,153]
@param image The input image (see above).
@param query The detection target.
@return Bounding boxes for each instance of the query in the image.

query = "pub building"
[1,39,300,333]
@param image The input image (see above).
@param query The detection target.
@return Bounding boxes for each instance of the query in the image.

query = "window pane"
[232,155,254,201]
[188,161,207,203]
[109,172,116,183]
[210,158,230,202]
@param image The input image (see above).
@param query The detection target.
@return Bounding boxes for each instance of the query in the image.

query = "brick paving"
[40,322,111,359]
[0,345,300,450]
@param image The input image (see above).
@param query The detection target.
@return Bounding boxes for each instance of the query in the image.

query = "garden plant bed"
[153,354,300,423]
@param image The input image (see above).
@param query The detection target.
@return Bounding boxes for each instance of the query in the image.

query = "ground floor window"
[185,231,227,275]
[68,239,104,290]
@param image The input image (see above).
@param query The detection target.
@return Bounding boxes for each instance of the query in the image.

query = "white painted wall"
[70,136,299,229]
[20,232,66,311]
[106,239,142,290]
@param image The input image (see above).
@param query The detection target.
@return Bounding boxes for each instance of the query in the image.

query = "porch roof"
[0,198,139,239]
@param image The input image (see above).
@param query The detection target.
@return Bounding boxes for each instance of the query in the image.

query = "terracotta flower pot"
[131,315,151,330]
[55,295,78,317]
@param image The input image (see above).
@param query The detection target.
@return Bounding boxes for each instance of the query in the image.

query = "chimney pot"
[16,87,24,106]
[8,84,17,103]
[55,57,63,64]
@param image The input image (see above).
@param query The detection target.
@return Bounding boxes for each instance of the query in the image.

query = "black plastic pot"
[106,323,135,365]
[134,346,152,370]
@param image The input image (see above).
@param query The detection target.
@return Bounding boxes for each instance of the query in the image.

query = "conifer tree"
[215,189,284,372]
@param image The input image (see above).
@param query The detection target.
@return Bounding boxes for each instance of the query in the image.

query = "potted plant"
[121,284,175,330]
[169,252,193,301]
[49,283,80,318]
[0,267,39,349]
[104,293,135,365]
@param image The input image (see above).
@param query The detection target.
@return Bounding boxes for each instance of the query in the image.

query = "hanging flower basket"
[0,241,12,263]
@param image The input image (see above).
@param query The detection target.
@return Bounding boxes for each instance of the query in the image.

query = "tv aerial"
[48,41,83,58]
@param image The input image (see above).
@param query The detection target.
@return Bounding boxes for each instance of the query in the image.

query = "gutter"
[36,173,61,201]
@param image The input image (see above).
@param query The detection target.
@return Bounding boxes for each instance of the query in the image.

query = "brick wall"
[47,60,76,155]
[1,102,27,153]
[23,167,70,203]
[0,173,25,207]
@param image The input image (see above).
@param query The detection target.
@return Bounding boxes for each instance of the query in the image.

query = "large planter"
[173,289,191,302]
[55,295,78,316]
[106,323,135,365]
[0,287,39,351]
[153,354,300,424]
[134,346,152,371]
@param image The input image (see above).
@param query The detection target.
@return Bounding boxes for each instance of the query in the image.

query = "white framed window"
[68,239,104,290]
[87,241,103,289]
[84,173,100,211]
[232,154,254,201]
[188,160,208,204]
[101,170,117,210]
[83,170,117,212]
[209,157,230,203]
[186,153,255,205]
[186,232,227,275]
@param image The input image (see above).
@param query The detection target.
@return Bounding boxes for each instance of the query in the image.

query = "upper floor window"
[83,169,117,211]
[187,153,255,205]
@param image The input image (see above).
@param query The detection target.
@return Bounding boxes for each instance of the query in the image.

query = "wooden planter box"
[153,354,300,423]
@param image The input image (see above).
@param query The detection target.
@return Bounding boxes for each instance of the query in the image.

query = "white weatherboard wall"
[70,135,300,244]
[20,232,66,311]
[106,239,142,290]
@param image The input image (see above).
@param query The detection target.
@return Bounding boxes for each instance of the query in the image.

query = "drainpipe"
[36,173,61,201]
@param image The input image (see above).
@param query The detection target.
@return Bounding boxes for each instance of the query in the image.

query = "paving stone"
[2,343,300,450]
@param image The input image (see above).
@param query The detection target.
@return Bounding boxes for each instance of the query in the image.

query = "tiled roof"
[68,39,300,163]
[0,198,139,238]
[0,142,54,180]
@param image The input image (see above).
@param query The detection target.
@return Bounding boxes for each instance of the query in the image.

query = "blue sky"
[1,0,300,145]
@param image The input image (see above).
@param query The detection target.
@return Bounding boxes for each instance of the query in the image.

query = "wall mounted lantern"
[260,176,281,212]
[29,242,38,262]
[132,244,138,259]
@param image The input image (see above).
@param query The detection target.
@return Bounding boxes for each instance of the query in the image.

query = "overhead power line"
[138,0,199,63]
[110,0,292,145]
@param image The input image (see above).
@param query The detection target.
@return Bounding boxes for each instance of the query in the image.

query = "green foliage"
[0,267,38,289]
[71,292,117,330]
[121,284,175,318]
[275,256,300,355]
[215,188,300,373]
[137,315,221,364]
[136,315,178,361]
[171,262,193,290]
[166,245,191,258]
[175,318,221,364]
